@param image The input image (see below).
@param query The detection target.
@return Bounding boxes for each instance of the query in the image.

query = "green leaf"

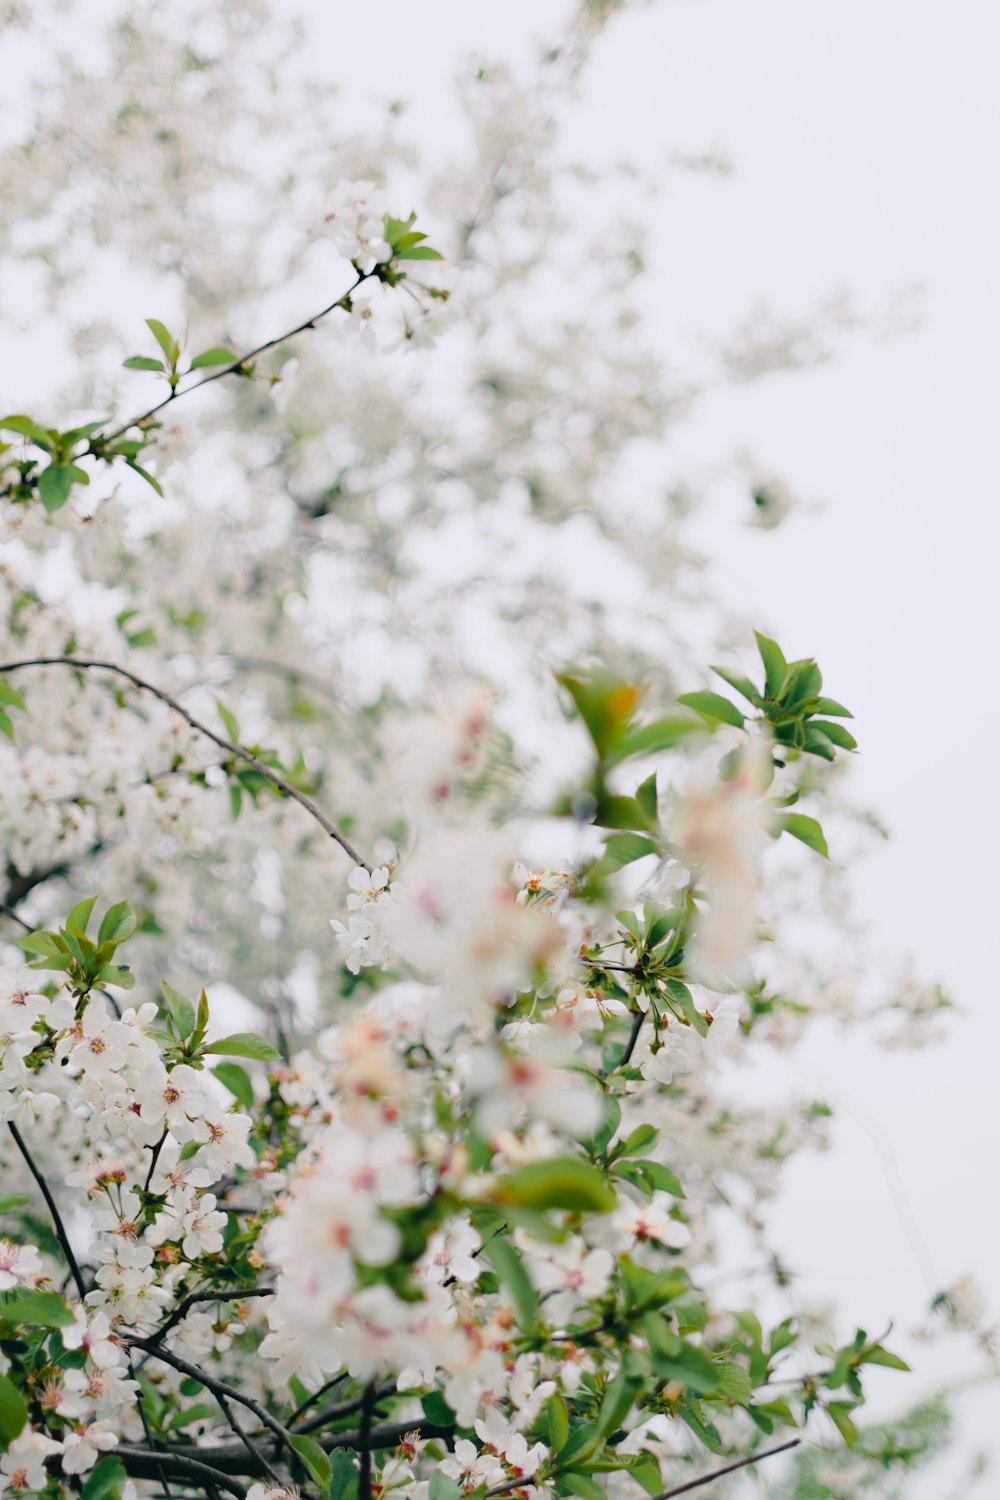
[328,1450,358,1500]
[0,1195,30,1214]
[38,464,76,512]
[488,1156,616,1215]
[123,356,166,372]
[755,632,788,698]
[212,1062,254,1110]
[596,1366,644,1439]
[162,982,196,1040]
[814,696,853,718]
[0,1372,28,1445]
[0,683,26,711]
[676,691,745,728]
[145,318,179,362]
[66,896,98,936]
[610,1123,659,1160]
[710,666,760,704]
[606,714,703,765]
[125,460,163,495]
[603,833,658,870]
[642,1162,685,1197]
[556,670,640,759]
[812,719,857,751]
[777,813,829,858]
[290,1434,332,1491]
[0,415,53,446]
[0,710,13,741]
[202,1032,280,1061]
[547,1391,570,1452]
[395,244,445,260]
[81,1457,128,1500]
[0,1291,74,1328]
[481,1231,539,1332]
[97,900,137,947]
[189,347,237,369]
[555,1475,605,1500]
[216,700,239,741]
[714,1362,753,1405]
[428,1475,463,1500]
[863,1345,910,1371]
[826,1401,858,1447]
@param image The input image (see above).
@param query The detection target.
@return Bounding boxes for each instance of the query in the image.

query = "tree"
[0,3,948,1498]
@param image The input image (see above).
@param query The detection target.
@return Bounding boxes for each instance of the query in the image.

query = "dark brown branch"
[152,1286,276,1343]
[0,657,369,869]
[653,1438,801,1499]
[100,273,368,446]
[357,1382,376,1500]
[128,1337,294,1454]
[7,1119,87,1298]
[115,1446,248,1499]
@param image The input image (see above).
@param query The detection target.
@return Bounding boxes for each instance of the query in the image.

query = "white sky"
[311,1,1000,1489]
[4,0,997,1490]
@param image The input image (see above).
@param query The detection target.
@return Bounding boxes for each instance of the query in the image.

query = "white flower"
[60,1421,118,1475]
[0,1239,41,1291]
[321,179,391,268]
[180,1194,227,1258]
[62,1309,121,1369]
[612,1192,690,1250]
[1,1427,63,1490]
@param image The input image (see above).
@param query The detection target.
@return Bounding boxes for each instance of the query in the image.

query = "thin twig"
[129,1336,295,1454]
[127,1351,174,1500]
[0,657,369,869]
[653,1438,801,1499]
[295,1378,395,1434]
[99,274,368,446]
[7,1120,87,1298]
[214,1389,284,1487]
[152,1286,275,1343]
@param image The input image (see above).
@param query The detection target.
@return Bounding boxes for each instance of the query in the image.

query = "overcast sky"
[308,2,1000,1489]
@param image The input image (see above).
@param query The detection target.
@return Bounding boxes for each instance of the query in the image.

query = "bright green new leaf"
[489,1156,616,1214]
[676,691,745,729]
[754,631,788,697]
[97,900,137,947]
[826,1401,858,1447]
[0,1292,74,1328]
[212,1062,255,1110]
[778,812,829,858]
[145,318,179,362]
[123,356,166,372]
[202,1032,281,1061]
[190,347,237,369]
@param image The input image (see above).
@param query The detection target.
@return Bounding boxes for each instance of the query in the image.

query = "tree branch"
[7,1120,87,1299]
[151,1286,276,1343]
[128,1336,295,1455]
[653,1438,801,1499]
[0,657,369,869]
[115,1446,249,1499]
[99,273,368,446]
